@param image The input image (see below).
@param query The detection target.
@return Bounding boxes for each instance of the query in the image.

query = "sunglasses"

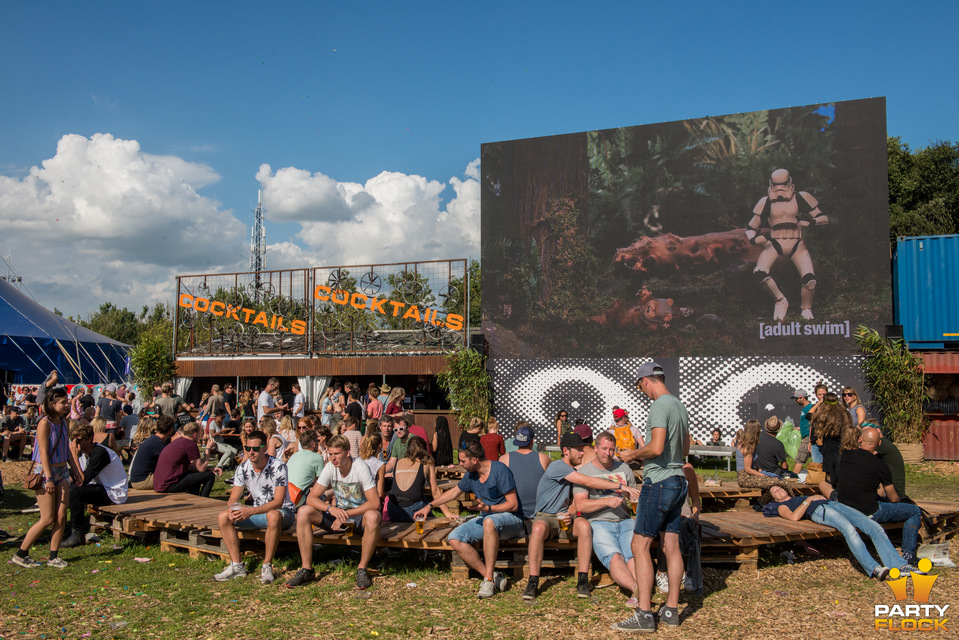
[842,392,856,397]
[298,426,310,430]
[244,445,265,452]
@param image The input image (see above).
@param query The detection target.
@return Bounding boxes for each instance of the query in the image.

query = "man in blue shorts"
[214,430,295,584]
[415,440,522,599]
[613,362,690,633]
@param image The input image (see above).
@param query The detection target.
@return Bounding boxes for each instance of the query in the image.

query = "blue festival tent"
[0,278,129,385]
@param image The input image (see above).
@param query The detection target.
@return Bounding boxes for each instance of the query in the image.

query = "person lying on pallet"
[819,426,924,567]
[214,430,295,584]
[524,430,641,602]
[286,434,381,591]
[414,439,523,599]
[758,484,919,580]
[61,422,128,549]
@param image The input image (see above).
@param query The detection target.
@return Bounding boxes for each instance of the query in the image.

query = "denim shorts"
[32,462,71,486]
[634,476,687,538]
[235,507,295,530]
[448,512,524,544]
[590,518,634,568]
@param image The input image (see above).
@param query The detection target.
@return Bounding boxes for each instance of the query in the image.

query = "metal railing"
[174,259,467,357]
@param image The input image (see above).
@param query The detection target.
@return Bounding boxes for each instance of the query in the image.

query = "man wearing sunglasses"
[286,434,381,590]
[214,430,295,584]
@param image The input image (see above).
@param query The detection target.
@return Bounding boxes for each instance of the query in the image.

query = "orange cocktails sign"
[312,285,464,330]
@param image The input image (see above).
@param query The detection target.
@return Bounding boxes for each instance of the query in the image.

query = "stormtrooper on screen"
[745,169,830,322]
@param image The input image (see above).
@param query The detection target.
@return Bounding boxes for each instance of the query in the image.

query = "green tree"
[78,302,141,345]
[381,269,435,330]
[888,136,959,239]
[436,348,491,428]
[445,259,481,327]
[130,326,176,389]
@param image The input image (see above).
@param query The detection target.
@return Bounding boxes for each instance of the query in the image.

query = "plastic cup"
[414,513,426,534]
[557,513,570,531]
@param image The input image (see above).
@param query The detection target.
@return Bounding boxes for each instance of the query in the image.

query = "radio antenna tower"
[250,190,266,286]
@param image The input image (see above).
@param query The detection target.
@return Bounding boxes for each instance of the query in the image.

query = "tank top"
[507,449,546,519]
[848,406,861,427]
[33,417,70,465]
[389,462,426,506]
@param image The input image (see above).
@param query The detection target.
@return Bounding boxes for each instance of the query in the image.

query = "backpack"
[614,424,637,452]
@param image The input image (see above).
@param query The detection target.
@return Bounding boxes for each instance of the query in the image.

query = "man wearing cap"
[500,422,551,521]
[609,408,644,464]
[613,362,690,633]
[791,389,813,475]
[523,430,640,601]
[572,422,597,467]
[755,416,789,477]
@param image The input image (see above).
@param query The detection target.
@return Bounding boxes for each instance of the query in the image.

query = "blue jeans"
[634,475,687,538]
[872,500,921,557]
[448,512,524,544]
[235,507,295,530]
[387,498,427,522]
[811,502,906,576]
[590,518,634,569]
[810,443,823,463]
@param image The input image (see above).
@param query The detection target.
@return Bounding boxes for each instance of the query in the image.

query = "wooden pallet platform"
[89,490,959,578]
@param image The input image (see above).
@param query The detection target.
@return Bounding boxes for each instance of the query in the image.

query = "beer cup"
[414,513,426,534]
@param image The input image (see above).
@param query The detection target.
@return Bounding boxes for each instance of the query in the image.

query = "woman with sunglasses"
[12,387,75,568]
[554,410,571,446]
[842,386,867,427]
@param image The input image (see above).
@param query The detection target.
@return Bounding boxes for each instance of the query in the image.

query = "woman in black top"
[431,416,454,466]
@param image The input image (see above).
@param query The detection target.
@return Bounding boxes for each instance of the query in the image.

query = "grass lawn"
[2,459,958,639]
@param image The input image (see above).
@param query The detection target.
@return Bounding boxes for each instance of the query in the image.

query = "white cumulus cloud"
[256,159,481,267]
[0,133,246,317]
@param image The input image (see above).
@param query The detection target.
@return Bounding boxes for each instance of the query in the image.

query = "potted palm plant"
[855,325,929,463]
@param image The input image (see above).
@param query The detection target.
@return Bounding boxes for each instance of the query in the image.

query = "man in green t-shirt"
[612,362,690,633]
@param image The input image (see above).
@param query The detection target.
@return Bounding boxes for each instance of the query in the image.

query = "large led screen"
[481,98,891,358]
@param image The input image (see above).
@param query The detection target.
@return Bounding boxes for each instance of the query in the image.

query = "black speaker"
[469,333,487,355]
[885,324,904,340]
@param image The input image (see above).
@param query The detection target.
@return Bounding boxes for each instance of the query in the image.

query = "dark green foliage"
[436,348,491,428]
[888,136,959,239]
[855,325,929,444]
[77,302,141,345]
[445,259,481,327]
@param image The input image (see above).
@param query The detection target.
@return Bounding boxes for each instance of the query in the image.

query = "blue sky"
[1,1,956,317]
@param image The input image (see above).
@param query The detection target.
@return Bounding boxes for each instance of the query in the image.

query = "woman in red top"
[479,417,505,461]
[385,387,405,416]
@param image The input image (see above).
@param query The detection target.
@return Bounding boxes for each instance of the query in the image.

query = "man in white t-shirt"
[214,430,295,584]
[291,383,306,418]
[286,435,382,590]
[256,377,285,422]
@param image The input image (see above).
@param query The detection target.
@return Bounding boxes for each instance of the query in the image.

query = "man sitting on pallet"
[523,430,640,601]
[414,440,523,599]
[572,431,642,605]
[286,434,381,590]
[214,430,295,584]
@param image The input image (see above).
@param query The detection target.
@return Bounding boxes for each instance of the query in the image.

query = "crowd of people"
[4,369,931,634]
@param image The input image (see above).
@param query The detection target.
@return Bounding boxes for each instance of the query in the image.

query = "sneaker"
[522,580,537,601]
[356,567,372,590]
[286,567,315,588]
[611,609,656,633]
[902,564,925,575]
[214,562,247,582]
[493,571,507,593]
[60,532,86,549]
[260,563,275,584]
[655,571,669,594]
[872,566,890,581]
[577,576,591,599]
[46,557,69,569]
[656,606,680,627]
[683,573,695,591]
[477,579,495,599]
[11,554,42,568]
[625,597,639,608]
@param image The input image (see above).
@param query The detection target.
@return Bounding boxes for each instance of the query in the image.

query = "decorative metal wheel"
[360,271,382,296]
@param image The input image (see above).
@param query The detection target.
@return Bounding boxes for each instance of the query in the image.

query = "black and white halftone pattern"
[680,357,865,441]
[490,357,865,444]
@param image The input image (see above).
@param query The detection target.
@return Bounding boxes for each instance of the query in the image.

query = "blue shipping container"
[894,234,959,350]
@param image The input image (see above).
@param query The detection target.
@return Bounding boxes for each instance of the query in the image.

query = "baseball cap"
[790,389,809,399]
[105,383,117,392]
[634,362,664,385]
[513,426,535,447]
[573,423,594,445]
[560,430,591,448]
[613,408,628,420]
